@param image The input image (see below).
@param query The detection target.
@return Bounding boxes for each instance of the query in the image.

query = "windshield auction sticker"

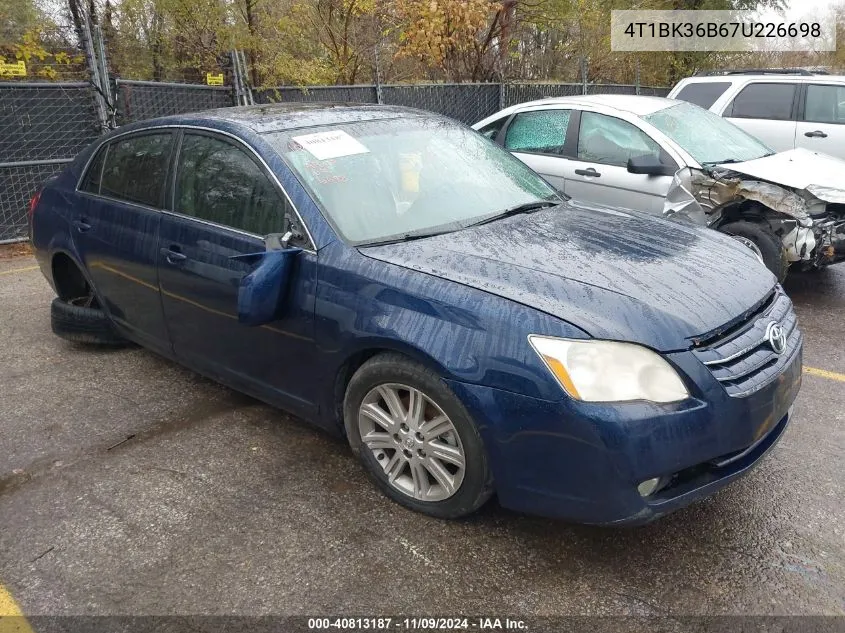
[611,10,835,51]
[291,130,369,160]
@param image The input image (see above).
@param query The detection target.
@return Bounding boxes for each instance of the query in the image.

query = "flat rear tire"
[50,296,128,346]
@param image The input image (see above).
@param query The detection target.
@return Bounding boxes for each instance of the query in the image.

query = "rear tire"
[51,296,128,346]
[343,353,493,519]
[720,220,789,282]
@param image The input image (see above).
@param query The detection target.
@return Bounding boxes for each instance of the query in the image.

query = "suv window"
[175,133,288,236]
[99,133,173,207]
[674,81,731,109]
[726,83,796,120]
[80,145,108,194]
[504,110,571,154]
[577,112,662,167]
[803,84,845,124]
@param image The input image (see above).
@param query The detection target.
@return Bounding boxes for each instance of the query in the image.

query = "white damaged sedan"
[474,94,845,281]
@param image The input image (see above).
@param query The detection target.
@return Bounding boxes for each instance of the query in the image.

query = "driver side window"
[176,133,306,243]
[577,112,662,167]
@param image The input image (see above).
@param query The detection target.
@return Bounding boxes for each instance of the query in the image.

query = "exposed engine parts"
[664,166,845,270]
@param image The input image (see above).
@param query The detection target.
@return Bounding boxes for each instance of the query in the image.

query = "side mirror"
[236,232,302,326]
[627,154,675,177]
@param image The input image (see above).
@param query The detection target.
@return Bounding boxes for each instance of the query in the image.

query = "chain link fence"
[256,83,669,124]
[0,82,103,243]
[380,84,502,124]
[254,84,502,124]
[115,79,235,125]
[255,85,378,107]
[0,79,670,243]
[253,83,669,124]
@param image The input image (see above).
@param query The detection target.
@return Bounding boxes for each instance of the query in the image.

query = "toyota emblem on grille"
[765,321,787,355]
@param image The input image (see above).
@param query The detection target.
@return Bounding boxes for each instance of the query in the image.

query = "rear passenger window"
[100,133,173,207]
[674,82,731,109]
[803,84,845,124]
[504,110,571,154]
[726,83,796,120]
[175,133,287,236]
[80,145,107,194]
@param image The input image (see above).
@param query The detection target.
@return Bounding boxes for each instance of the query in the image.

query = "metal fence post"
[231,50,254,106]
[498,82,505,111]
[374,44,383,105]
[93,25,116,128]
[78,5,110,132]
[635,59,641,96]
[581,57,588,95]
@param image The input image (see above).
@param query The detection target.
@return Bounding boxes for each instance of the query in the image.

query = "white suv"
[668,70,845,160]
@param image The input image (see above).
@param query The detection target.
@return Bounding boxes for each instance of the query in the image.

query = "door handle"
[72,219,92,233]
[804,130,828,138]
[160,246,187,264]
[574,167,601,177]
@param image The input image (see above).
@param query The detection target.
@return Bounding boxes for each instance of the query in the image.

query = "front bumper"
[446,339,802,525]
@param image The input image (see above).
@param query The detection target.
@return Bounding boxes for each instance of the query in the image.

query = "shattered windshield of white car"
[644,102,773,166]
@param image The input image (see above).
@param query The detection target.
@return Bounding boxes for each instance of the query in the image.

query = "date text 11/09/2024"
[307,617,528,630]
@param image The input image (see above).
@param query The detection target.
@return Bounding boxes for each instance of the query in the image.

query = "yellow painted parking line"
[0,584,23,616]
[0,265,38,276]
[0,583,34,633]
[804,365,845,383]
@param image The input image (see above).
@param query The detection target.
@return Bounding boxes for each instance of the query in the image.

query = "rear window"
[99,133,174,207]
[674,82,731,109]
[725,83,796,120]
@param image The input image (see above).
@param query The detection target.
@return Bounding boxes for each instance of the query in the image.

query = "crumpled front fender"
[663,167,813,228]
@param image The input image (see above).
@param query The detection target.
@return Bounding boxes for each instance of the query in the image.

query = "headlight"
[528,336,689,403]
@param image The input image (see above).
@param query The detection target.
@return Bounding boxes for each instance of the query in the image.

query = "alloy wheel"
[358,383,466,502]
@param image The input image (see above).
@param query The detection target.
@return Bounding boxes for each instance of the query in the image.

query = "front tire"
[720,220,790,282]
[343,353,493,519]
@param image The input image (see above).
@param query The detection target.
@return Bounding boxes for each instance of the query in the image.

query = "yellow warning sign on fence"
[0,60,27,77]
[206,72,224,86]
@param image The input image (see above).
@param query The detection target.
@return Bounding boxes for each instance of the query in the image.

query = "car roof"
[678,72,845,82]
[507,94,679,116]
[118,102,433,135]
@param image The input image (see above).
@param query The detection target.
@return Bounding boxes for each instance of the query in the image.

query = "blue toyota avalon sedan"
[29,103,802,525]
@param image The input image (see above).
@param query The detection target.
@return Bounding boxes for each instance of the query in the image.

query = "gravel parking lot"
[0,251,843,623]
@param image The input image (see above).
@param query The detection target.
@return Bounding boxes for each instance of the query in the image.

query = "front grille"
[693,290,802,397]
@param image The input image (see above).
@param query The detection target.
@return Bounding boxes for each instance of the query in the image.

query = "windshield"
[265,117,559,244]
[643,101,773,165]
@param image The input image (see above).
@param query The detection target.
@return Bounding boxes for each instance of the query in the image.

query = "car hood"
[362,201,776,352]
[719,149,845,198]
